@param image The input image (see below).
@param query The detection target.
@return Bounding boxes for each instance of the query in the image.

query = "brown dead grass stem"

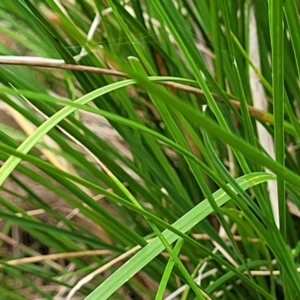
[0,56,275,127]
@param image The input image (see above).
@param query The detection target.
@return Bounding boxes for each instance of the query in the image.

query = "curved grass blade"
[85,173,274,300]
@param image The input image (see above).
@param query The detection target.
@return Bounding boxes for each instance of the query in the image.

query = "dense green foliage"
[0,0,300,299]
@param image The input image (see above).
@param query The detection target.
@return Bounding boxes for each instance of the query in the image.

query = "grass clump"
[0,0,299,299]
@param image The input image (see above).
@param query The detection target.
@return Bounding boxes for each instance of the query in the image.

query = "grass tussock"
[0,0,300,299]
